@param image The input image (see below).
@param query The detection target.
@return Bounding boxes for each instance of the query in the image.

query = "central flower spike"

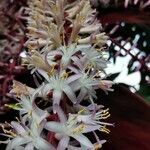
[1,0,114,149]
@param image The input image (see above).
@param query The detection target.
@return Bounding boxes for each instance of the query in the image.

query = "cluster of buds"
[1,0,114,149]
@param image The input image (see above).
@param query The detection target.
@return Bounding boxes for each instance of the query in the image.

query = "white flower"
[8,95,49,126]
[99,80,114,94]
[69,67,100,103]
[6,121,55,150]
[37,73,81,111]
[80,44,108,70]
[69,108,112,131]
[60,44,80,68]
[44,105,101,150]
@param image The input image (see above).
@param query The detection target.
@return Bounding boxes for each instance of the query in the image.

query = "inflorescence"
[1,0,114,149]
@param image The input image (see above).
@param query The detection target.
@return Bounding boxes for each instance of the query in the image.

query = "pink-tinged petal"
[99,80,114,93]
[134,0,139,5]
[141,1,150,9]
[57,136,70,150]
[124,0,130,8]
[87,104,104,111]
[25,143,34,150]
[54,104,67,123]
[11,121,26,134]
[63,85,77,104]
[71,56,83,70]
[72,134,93,148]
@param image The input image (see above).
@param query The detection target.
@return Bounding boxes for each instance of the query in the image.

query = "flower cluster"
[1,0,114,149]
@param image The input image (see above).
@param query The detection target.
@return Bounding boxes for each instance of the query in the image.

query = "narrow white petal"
[77,88,87,104]
[37,69,50,82]
[25,143,34,150]
[67,74,82,84]
[72,134,93,148]
[6,137,30,150]
[32,102,48,124]
[11,121,26,134]
[54,104,67,123]
[63,85,77,104]
[57,136,70,150]
[34,138,55,150]
[53,90,62,113]
[45,122,64,133]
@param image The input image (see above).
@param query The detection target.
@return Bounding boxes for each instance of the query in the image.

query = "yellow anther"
[96,48,101,51]
[27,45,34,51]
[102,108,109,113]
[97,109,110,119]
[94,143,102,150]
[60,71,70,79]
[101,114,110,120]
[86,63,93,70]
[28,110,32,117]
[72,124,85,134]
[0,124,16,137]
[78,108,86,115]
[99,126,110,134]
[48,64,56,77]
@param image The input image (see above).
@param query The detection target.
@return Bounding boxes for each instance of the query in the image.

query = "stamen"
[5,103,21,110]
[72,123,85,134]
[0,124,16,137]
[60,71,70,79]
[78,108,86,115]
[48,64,56,76]
[15,117,21,123]
[96,109,110,120]
[94,143,102,150]
[28,110,32,117]
[99,125,110,134]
